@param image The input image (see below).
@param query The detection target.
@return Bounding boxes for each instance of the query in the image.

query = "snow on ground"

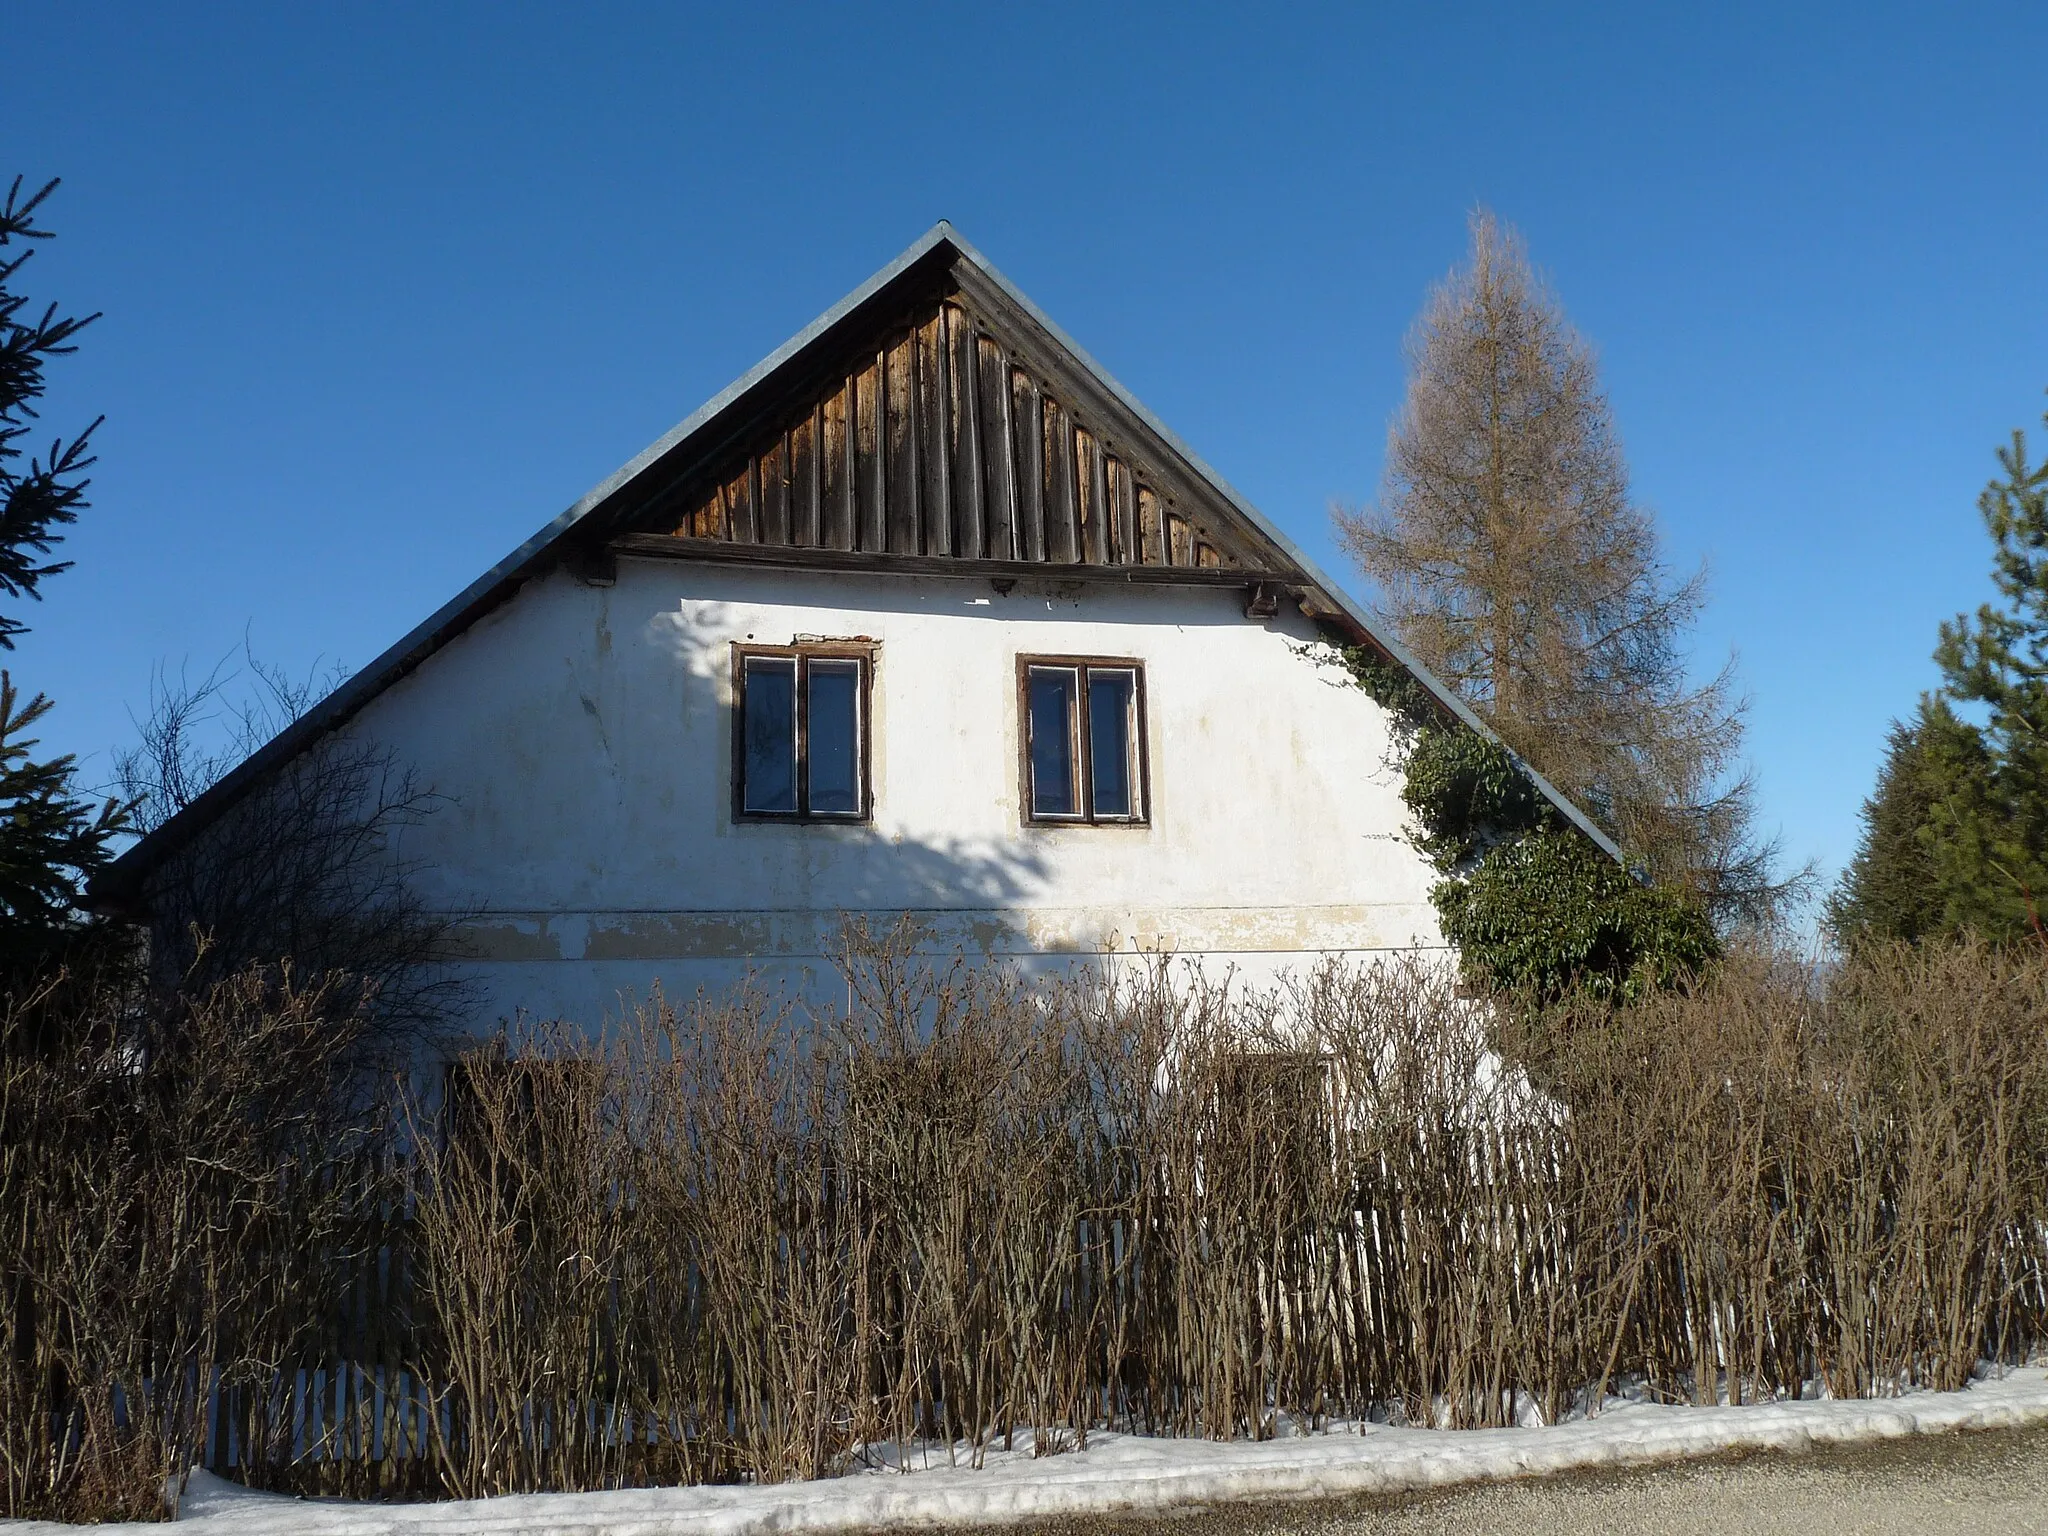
[13,1369,2048,1536]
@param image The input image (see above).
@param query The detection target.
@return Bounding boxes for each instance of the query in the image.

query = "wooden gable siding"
[653,299,1248,573]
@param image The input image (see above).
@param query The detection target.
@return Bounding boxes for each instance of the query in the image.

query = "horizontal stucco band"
[453,906,1445,964]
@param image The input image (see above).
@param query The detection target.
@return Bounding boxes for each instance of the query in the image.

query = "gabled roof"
[94,224,1619,906]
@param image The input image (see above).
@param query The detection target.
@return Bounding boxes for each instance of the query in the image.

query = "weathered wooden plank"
[886,333,919,554]
[1068,425,1092,565]
[1097,450,1114,565]
[1109,457,1137,565]
[822,381,853,550]
[1013,371,1045,563]
[855,356,885,552]
[1077,427,1110,565]
[1196,541,1221,568]
[916,315,950,556]
[979,337,1016,559]
[1045,403,1079,563]
[1137,486,1165,565]
[690,486,724,540]
[942,303,983,561]
[759,434,790,547]
[726,465,757,545]
[791,408,820,547]
[946,306,983,559]
[1166,509,1192,567]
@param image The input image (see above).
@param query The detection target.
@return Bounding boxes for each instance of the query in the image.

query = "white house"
[97,226,1613,1028]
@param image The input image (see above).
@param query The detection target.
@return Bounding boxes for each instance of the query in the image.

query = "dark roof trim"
[96,223,1618,902]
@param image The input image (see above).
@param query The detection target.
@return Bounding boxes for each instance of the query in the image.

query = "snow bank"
[15,1369,2048,1536]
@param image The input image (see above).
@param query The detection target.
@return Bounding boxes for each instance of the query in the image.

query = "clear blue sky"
[9,2,2047,897]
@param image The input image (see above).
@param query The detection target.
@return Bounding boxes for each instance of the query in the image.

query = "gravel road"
[981,1422,2048,1536]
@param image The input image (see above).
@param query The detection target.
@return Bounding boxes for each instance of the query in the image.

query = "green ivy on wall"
[1328,644,1716,1002]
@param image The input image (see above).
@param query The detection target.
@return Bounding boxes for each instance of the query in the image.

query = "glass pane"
[1088,670,1136,818]
[807,659,862,815]
[1027,667,1078,816]
[742,657,796,813]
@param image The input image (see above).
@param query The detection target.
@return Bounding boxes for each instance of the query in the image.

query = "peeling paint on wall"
[449,904,1439,964]
[340,560,1443,1024]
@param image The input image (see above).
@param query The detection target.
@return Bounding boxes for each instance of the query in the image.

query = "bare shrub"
[1506,938,2048,1405]
[645,985,857,1482]
[1295,958,1597,1428]
[0,946,383,1521]
[1077,959,1347,1439]
[15,929,2045,1509]
[390,935,2046,1495]
[405,1021,644,1497]
[830,933,1100,1461]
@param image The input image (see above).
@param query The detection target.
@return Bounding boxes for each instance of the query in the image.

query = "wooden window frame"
[731,641,875,824]
[1016,654,1150,827]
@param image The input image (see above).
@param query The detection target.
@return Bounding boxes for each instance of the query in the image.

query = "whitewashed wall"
[347,557,1445,1029]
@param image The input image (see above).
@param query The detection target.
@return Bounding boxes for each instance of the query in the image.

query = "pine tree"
[1930,400,2048,940]
[1832,398,2048,948]
[1338,209,1789,927]
[0,177,124,974]
[1828,702,1977,945]
[0,679,123,945]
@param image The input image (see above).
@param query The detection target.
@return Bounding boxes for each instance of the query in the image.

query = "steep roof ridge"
[96,223,1617,900]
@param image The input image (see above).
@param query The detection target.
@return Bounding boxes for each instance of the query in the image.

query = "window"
[733,645,872,821]
[1019,657,1147,823]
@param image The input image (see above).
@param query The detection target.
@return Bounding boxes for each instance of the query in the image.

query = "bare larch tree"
[1338,209,1793,926]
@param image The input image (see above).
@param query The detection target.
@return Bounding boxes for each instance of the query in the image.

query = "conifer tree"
[1832,399,2048,947]
[1339,210,1788,927]
[1828,704,1970,944]
[1930,401,2048,938]
[0,177,124,974]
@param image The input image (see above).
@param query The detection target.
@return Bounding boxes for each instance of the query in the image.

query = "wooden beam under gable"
[611,532,1297,589]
